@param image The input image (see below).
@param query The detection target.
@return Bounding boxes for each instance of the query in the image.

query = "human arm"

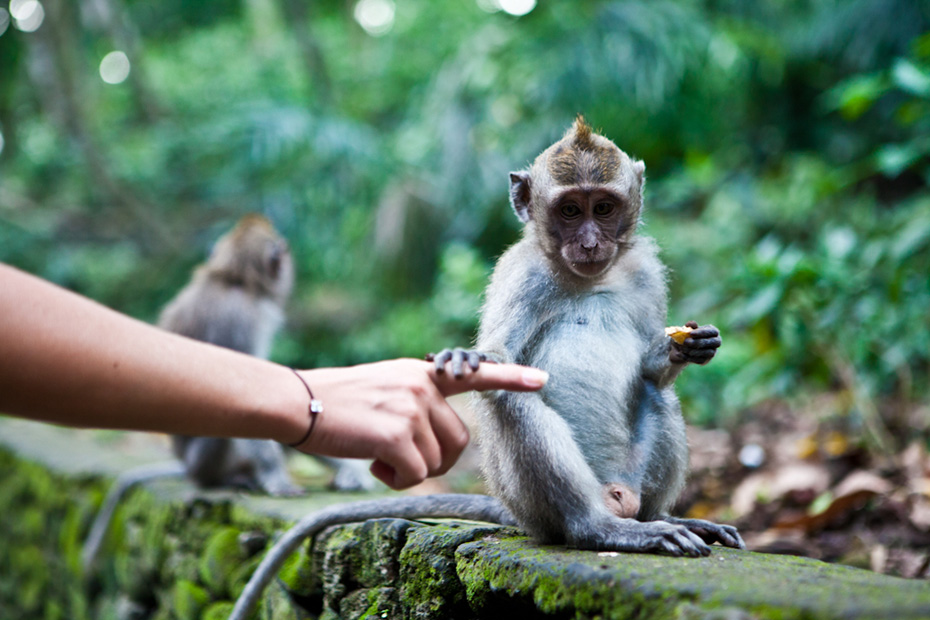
[0,264,547,489]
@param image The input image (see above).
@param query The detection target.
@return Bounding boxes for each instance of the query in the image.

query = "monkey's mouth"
[570,259,611,277]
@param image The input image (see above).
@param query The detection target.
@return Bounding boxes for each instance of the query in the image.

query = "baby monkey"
[432,117,743,556]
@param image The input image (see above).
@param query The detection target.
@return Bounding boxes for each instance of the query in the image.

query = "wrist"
[286,369,323,448]
[249,362,316,445]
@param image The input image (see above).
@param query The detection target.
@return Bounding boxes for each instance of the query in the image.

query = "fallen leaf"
[833,470,893,497]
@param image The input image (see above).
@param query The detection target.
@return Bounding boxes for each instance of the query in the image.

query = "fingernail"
[522,368,549,388]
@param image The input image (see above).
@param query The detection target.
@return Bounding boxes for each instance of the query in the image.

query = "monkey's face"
[547,188,632,278]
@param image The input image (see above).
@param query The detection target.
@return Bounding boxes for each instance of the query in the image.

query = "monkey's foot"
[426,348,496,379]
[663,516,745,549]
[570,518,711,557]
[602,482,641,519]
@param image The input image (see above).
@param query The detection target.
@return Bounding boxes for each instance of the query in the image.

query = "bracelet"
[287,368,323,447]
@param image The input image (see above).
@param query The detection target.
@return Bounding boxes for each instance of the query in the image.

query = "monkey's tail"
[229,493,514,620]
[82,461,186,573]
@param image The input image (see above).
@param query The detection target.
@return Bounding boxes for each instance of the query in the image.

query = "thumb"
[428,361,548,397]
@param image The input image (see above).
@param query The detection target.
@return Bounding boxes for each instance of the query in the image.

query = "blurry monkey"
[161,215,376,494]
[161,214,302,495]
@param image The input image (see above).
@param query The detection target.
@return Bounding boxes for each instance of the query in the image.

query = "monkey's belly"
[530,322,642,476]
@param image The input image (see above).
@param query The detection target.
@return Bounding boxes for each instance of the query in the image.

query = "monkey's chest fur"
[528,296,645,477]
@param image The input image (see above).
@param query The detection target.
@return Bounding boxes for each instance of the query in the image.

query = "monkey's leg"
[482,390,710,557]
[599,382,674,521]
[179,437,230,487]
[623,385,744,550]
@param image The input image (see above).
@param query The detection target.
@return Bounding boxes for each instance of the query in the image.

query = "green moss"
[199,527,246,598]
[399,521,506,618]
[456,536,930,620]
[173,580,211,620]
[339,587,399,620]
[201,601,235,620]
[277,541,316,597]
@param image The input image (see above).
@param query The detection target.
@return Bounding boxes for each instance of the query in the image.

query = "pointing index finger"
[426,361,548,397]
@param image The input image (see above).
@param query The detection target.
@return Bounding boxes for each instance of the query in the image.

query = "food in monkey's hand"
[665,325,694,344]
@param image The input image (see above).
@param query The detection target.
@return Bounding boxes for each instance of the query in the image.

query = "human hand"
[291,359,548,490]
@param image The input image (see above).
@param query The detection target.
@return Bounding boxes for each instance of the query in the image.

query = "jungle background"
[1,0,929,578]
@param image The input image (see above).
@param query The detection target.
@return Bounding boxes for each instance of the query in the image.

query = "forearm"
[0,265,308,443]
[641,334,685,387]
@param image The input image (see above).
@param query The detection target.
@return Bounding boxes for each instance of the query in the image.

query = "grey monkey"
[433,116,743,555]
[160,214,304,496]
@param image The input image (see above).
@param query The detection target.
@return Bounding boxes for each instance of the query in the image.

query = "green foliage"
[0,0,928,431]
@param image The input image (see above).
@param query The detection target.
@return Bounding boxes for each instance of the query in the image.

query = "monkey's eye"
[594,202,614,216]
[560,203,581,219]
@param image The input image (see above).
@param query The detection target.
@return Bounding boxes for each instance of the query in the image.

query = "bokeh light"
[99,51,131,85]
[354,0,395,37]
[499,0,536,16]
[10,0,43,32]
[0,8,10,37]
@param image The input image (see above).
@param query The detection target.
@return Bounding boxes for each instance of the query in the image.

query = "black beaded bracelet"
[288,368,323,447]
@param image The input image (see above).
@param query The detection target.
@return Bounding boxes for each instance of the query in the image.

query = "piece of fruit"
[665,325,694,344]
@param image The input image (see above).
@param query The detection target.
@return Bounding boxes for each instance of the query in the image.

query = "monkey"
[160,214,304,496]
[225,119,743,619]
[430,116,743,556]
[160,214,377,494]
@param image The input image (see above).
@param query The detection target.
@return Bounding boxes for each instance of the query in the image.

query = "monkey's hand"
[663,516,745,550]
[426,348,498,379]
[668,321,721,365]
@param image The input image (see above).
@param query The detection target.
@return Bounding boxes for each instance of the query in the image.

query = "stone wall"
[2,417,930,620]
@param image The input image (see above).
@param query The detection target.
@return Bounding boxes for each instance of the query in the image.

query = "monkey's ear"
[509,171,532,223]
[633,160,645,183]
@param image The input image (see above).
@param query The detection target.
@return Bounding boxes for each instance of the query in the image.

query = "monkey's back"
[158,272,284,357]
